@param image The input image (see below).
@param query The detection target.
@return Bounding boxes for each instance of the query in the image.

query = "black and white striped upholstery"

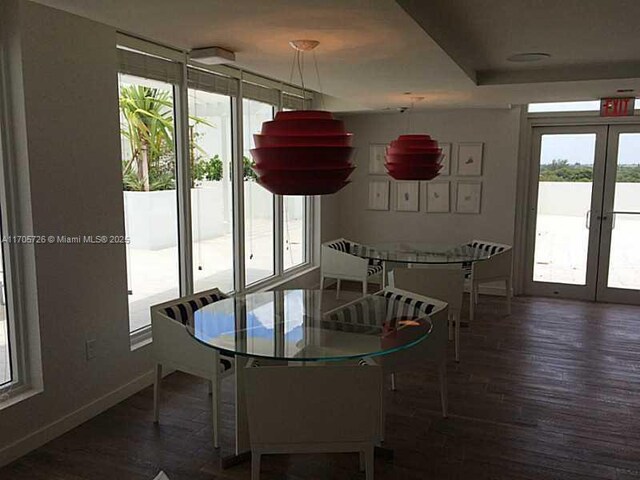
[161,289,233,372]
[323,290,437,333]
[468,241,507,255]
[163,290,228,325]
[327,240,382,277]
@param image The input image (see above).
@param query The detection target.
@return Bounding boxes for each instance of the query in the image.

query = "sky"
[540,132,640,166]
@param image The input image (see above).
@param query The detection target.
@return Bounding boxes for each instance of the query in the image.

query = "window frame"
[116,41,318,346]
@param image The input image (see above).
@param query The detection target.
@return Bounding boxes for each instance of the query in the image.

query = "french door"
[526,123,640,304]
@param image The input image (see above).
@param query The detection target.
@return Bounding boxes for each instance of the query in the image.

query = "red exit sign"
[600,97,635,117]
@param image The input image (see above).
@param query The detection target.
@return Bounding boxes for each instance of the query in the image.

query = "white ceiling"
[33,0,640,111]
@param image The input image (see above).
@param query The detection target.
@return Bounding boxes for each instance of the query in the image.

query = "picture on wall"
[368,180,390,210]
[439,143,451,176]
[457,142,483,176]
[395,181,420,212]
[426,181,450,213]
[369,144,387,174]
[455,181,482,214]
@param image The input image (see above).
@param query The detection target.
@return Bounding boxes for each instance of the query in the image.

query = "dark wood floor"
[2,293,640,479]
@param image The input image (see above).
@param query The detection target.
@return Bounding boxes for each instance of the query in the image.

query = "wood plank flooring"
[2,293,640,479]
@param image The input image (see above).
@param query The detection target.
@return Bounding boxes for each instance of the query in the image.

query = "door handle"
[585,210,591,229]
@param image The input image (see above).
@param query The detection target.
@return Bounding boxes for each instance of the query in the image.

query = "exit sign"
[600,97,635,117]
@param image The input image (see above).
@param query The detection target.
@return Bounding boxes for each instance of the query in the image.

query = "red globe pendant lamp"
[250,41,355,195]
[384,98,443,181]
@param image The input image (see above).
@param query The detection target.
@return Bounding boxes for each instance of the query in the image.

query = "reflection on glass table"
[350,242,493,265]
[188,289,433,363]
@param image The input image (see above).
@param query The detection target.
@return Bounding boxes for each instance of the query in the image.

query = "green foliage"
[540,159,640,183]
[243,156,258,181]
[193,155,224,182]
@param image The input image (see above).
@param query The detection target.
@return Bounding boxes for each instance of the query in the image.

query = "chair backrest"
[389,267,464,313]
[244,364,383,446]
[469,239,513,281]
[150,288,229,375]
[323,237,355,253]
[376,287,449,371]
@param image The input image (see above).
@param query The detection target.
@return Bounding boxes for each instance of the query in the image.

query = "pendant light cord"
[312,50,325,110]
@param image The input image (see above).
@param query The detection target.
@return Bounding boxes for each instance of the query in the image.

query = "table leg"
[221,356,251,469]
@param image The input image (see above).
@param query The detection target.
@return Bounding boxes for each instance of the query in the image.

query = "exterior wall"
[335,108,522,246]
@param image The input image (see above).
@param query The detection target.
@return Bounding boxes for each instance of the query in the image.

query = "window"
[283,196,306,270]
[188,88,235,293]
[0,230,11,387]
[118,73,180,332]
[243,99,275,285]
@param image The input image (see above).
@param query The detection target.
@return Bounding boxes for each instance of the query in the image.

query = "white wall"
[0,1,153,464]
[335,109,522,246]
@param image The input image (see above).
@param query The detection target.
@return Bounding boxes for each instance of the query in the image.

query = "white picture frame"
[457,142,483,176]
[368,180,390,211]
[369,144,387,174]
[455,181,482,214]
[426,181,450,213]
[439,143,451,176]
[395,181,420,212]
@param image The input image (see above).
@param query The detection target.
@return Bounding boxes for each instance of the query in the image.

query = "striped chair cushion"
[468,241,507,255]
[326,239,351,253]
[163,290,229,325]
[323,291,437,333]
[367,264,383,276]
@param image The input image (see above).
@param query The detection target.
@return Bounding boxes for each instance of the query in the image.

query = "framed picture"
[395,181,420,212]
[457,142,483,176]
[369,144,387,174]
[426,181,450,213]
[455,181,482,214]
[368,180,390,210]
[439,143,451,176]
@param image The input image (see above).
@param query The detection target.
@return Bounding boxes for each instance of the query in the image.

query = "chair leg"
[474,284,479,305]
[364,445,375,480]
[438,361,448,418]
[336,279,341,299]
[320,275,325,290]
[506,277,512,315]
[251,452,261,480]
[208,380,213,396]
[390,373,397,391]
[362,279,368,296]
[455,311,460,363]
[448,313,453,341]
[469,284,475,324]
[153,363,162,424]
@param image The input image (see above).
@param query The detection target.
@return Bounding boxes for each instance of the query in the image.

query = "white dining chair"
[374,287,449,417]
[244,364,383,480]
[467,239,513,323]
[320,238,383,296]
[390,267,464,362]
[150,288,234,449]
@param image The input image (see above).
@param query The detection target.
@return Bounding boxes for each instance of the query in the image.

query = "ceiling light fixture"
[506,52,551,63]
[249,40,355,195]
[385,97,443,181]
[189,46,236,65]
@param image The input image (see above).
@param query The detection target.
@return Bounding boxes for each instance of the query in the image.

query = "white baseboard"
[0,369,156,467]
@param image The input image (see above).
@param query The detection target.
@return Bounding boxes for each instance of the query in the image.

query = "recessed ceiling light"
[507,52,551,63]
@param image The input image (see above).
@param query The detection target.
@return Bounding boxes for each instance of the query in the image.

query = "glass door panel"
[533,133,597,285]
[598,126,640,304]
[526,126,607,300]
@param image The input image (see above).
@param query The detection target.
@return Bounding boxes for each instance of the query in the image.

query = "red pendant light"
[251,110,355,195]
[384,97,443,181]
[249,40,355,195]
[385,134,443,180]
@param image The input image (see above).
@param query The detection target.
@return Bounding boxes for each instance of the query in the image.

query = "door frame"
[514,111,640,301]
[596,123,640,304]
[523,125,608,300]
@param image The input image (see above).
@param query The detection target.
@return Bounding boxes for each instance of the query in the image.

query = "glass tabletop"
[350,242,492,264]
[187,289,433,362]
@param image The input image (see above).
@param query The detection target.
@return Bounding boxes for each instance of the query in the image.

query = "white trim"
[0,369,155,467]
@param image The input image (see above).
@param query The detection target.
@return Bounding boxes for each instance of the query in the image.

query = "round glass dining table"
[188,289,433,362]
[351,242,493,264]
[186,289,433,467]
